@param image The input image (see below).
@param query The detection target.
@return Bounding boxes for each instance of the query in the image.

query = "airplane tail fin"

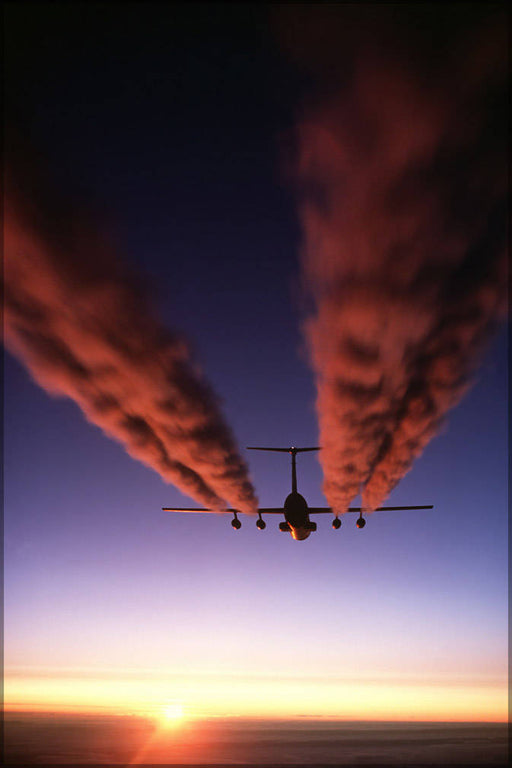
[247,446,320,494]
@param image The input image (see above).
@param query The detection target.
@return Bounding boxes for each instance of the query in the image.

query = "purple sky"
[4,4,508,720]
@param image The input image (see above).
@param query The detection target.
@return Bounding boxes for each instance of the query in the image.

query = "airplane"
[162,446,433,541]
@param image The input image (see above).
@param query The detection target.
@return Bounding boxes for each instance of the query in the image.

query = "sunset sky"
[4,4,508,724]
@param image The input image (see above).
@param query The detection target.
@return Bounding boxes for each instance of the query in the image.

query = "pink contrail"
[291,7,507,512]
[3,140,257,514]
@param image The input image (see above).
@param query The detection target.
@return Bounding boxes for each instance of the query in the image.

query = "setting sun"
[159,702,185,726]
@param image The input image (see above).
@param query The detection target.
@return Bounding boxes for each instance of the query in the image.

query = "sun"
[158,702,185,727]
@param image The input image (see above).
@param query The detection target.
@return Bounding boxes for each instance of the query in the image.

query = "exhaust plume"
[291,6,508,512]
[3,138,258,514]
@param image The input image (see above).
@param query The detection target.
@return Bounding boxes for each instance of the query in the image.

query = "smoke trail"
[3,139,258,514]
[292,6,508,512]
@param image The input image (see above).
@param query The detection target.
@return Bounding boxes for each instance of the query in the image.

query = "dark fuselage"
[284,491,315,540]
[247,446,320,540]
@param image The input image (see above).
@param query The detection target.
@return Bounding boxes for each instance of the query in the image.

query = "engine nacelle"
[356,516,366,529]
[256,518,266,530]
[332,517,342,529]
[279,521,291,532]
[231,517,242,530]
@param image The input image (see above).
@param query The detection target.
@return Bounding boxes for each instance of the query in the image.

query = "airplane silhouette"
[163,446,433,541]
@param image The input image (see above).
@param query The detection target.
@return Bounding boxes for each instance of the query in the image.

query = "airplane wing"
[162,507,238,513]
[163,505,433,513]
[308,505,433,513]
[162,507,285,514]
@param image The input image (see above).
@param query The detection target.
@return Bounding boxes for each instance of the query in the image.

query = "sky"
[3,3,508,723]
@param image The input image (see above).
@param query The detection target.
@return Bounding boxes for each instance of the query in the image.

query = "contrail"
[3,137,258,515]
[291,6,508,512]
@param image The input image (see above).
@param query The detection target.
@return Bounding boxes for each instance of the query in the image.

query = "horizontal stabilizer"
[247,446,320,453]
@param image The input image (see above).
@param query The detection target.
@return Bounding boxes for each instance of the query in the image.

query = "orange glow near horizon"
[4,669,508,723]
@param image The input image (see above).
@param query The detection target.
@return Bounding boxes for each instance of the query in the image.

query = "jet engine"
[332,517,341,529]
[256,518,266,530]
[356,516,366,528]
[231,517,242,530]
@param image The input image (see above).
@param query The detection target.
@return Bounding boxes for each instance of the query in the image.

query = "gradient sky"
[3,4,508,722]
